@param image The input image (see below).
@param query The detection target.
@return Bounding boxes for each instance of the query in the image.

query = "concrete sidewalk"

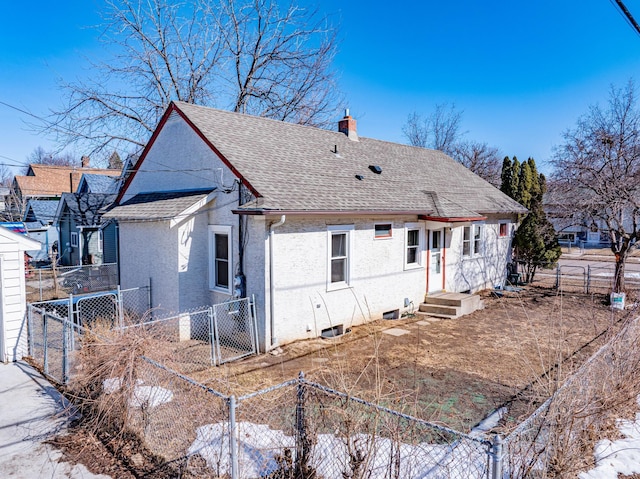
[0,361,111,478]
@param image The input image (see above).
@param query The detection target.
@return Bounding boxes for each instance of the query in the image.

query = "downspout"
[269,215,286,348]
[237,181,244,289]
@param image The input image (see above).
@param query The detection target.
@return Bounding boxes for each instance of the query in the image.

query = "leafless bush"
[504,306,640,477]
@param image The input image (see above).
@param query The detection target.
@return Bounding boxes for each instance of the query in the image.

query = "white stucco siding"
[267,217,426,345]
[118,221,180,315]
[243,216,267,349]
[122,112,235,201]
[177,211,210,311]
[445,217,514,293]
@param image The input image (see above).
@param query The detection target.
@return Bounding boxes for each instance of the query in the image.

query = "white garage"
[0,226,40,362]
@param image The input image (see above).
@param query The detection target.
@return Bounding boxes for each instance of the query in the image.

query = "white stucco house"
[0,226,40,362]
[104,102,527,351]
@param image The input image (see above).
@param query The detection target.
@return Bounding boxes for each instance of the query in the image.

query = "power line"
[610,0,640,37]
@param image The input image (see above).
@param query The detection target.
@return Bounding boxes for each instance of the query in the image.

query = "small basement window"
[374,223,392,239]
[321,324,350,338]
[383,309,400,320]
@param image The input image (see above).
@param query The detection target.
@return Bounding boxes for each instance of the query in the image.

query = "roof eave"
[233,208,436,217]
[419,215,488,222]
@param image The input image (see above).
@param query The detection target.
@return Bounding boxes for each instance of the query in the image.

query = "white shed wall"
[0,237,36,362]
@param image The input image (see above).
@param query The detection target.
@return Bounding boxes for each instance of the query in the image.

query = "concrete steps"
[417,292,483,319]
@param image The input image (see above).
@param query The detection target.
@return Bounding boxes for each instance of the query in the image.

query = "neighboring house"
[9,162,121,219]
[0,225,40,362]
[0,186,9,216]
[23,199,59,263]
[544,188,612,246]
[77,173,122,195]
[55,192,118,266]
[104,102,527,350]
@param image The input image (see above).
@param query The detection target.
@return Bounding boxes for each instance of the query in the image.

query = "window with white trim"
[404,222,424,269]
[97,229,103,252]
[374,223,392,239]
[70,232,78,248]
[209,225,232,293]
[327,225,353,290]
[463,224,483,257]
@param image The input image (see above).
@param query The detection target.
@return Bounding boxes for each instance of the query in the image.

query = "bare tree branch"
[39,0,341,157]
[551,80,640,292]
[403,104,501,185]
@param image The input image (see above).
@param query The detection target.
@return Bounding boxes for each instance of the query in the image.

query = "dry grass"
[57,286,640,478]
[501,297,640,477]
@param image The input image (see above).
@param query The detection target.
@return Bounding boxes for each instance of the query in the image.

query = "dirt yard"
[188,284,632,433]
[48,283,638,478]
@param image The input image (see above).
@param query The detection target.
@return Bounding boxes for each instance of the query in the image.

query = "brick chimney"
[338,109,358,141]
[81,155,90,168]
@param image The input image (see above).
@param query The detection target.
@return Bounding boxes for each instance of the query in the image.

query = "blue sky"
[2,0,640,175]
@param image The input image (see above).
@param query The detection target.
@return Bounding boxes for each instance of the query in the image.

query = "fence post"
[250,295,259,353]
[69,293,74,326]
[208,307,216,366]
[148,277,153,320]
[117,285,124,329]
[296,371,310,475]
[490,434,503,479]
[555,265,560,290]
[62,319,69,384]
[27,305,33,356]
[43,313,49,376]
[39,269,43,301]
[587,265,591,294]
[229,395,239,479]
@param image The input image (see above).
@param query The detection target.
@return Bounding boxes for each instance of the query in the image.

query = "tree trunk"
[614,252,626,293]
[612,237,630,293]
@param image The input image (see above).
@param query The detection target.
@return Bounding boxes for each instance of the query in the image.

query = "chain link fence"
[26,263,119,302]
[117,297,259,373]
[511,260,640,295]
[29,276,638,477]
[501,312,640,477]
[27,300,497,478]
[231,376,493,479]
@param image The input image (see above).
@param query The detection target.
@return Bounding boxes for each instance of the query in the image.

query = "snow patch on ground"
[580,397,640,479]
[189,421,488,478]
[102,378,173,408]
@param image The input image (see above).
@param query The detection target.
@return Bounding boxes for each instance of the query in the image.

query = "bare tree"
[451,140,502,187]
[43,0,341,156]
[403,104,502,185]
[402,103,463,155]
[26,146,77,170]
[552,80,640,293]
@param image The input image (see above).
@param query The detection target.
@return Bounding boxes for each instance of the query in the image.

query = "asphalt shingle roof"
[15,165,121,197]
[80,174,120,194]
[168,102,526,218]
[24,199,59,224]
[111,103,526,219]
[104,189,213,221]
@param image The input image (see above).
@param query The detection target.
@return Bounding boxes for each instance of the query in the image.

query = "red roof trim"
[418,215,487,222]
[172,104,260,198]
[116,102,261,204]
[115,104,176,203]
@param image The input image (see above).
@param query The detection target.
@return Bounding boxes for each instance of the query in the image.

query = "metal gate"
[76,293,119,328]
[212,297,258,365]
